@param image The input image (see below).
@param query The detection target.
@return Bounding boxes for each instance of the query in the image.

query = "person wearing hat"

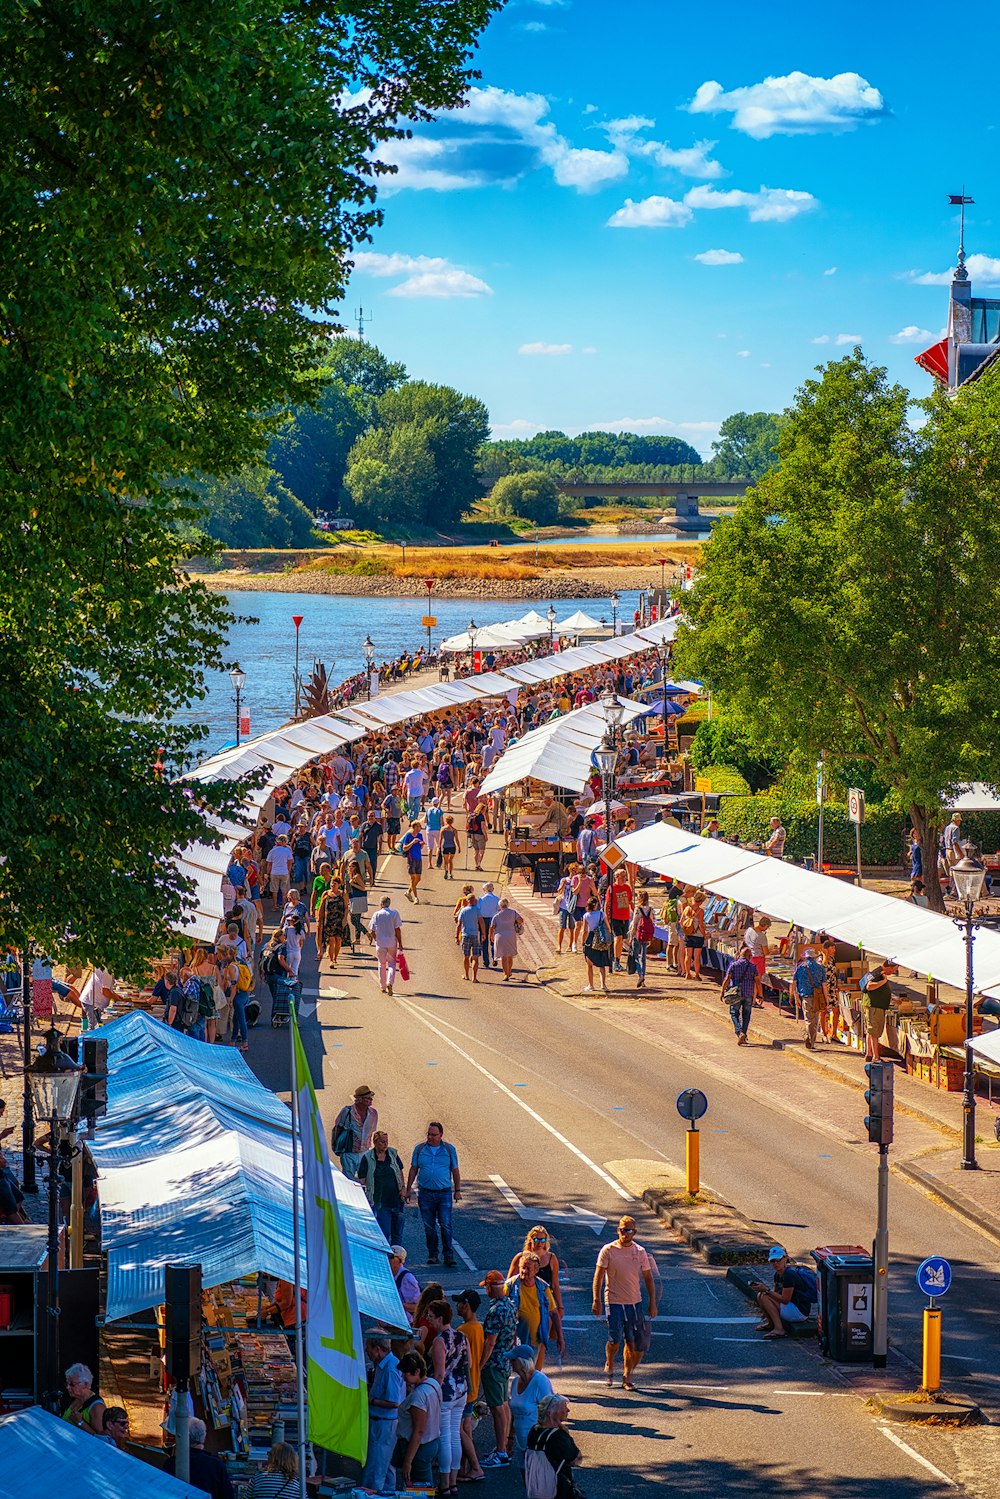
[452,1290,485,1482]
[389,1246,420,1322]
[332,1086,377,1178]
[792,946,828,1050]
[749,1248,817,1339]
[478,1271,516,1468]
[859,965,894,1061]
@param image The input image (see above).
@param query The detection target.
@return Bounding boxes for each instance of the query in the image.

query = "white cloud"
[352,251,492,299]
[582,104,598,115]
[684,183,817,222]
[909,253,1000,287]
[518,342,574,356]
[490,418,544,438]
[737,350,751,357]
[688,71,887,139]
[889,325,933,345]
[521,20,548,31]
[823,266,838,276]
[379,85,627,196]
[606,195,693,229]
[834,333,862,345]
[811,335,830,344]
[604,117,725,179]
[693,248,744,265]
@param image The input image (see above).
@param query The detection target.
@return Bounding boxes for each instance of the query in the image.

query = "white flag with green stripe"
[292,1009,368,1461]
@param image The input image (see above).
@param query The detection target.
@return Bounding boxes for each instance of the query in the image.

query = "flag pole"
[290,1004,308,1499]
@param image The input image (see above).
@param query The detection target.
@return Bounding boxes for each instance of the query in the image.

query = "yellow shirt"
[513,1283,555,1345]
[461,1318,485,1400]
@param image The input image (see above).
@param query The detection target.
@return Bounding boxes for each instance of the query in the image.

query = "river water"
[194,588,649,748]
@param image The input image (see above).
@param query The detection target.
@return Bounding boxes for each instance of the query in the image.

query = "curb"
[872,1393,984,1426]
[894,1160,1000,1249]
[642,1186,774,1266]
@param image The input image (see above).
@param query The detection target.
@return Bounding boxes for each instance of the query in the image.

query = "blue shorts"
[558,908,576,930]
[607,1301,643,1348]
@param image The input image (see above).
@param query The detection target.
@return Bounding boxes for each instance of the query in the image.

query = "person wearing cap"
[452,1290,485,1482]
[749,1248,817,1338]
[389,1246,420,1321]
[860,965,894,1061]
[478,1271,516,1468]
[592,1216,656,1391]
[332,1086,377,1179]
[792,946,828,1050]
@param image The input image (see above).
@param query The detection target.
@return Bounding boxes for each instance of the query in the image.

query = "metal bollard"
[922,1306,941,1395]
[686,1124,700,1195]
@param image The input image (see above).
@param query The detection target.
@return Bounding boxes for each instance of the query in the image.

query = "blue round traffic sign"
[676,1088,708,1122]
[916,1257,952,1298]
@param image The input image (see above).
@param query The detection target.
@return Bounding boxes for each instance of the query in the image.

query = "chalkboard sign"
[533,859,561,895]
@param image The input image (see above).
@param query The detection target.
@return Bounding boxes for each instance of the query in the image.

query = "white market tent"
[556,609,605,635]
[89,1012,408,1329]
[0,1407,205,1499]
[441,624,528,652]
[480,696,651,795]
[946,784,1000,813]
[614,823,1000,1000]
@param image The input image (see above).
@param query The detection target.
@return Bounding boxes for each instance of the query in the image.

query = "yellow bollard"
[686,1125,700,1196]
[922,1305,942,1395]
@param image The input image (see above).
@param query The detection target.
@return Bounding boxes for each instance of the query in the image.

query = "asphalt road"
[247,845,1000,1497]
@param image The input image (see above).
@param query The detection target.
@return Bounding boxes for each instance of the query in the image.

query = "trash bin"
[812,1245,874,1362]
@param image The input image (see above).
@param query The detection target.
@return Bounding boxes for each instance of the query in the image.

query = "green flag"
[291,1008,368,1461]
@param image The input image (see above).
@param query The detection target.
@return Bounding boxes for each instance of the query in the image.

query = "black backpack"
[177,985,202,1031]
[262,946,284,978]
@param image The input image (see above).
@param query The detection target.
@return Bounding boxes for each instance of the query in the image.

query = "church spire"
[949,190,974,282]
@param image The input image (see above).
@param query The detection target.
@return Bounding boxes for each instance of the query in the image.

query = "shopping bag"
[396,951,411,983]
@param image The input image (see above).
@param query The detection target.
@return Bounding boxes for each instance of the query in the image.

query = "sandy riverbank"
[197,561,694,600]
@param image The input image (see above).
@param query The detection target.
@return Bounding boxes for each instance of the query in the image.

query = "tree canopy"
[490,469,561,525]
[710,411,784,483]
[676,352,1000,908]
[194,466,317,549]
[0,0,498,972]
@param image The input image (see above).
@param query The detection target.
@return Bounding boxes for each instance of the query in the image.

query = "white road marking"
[666,1383,730,1390]
[451,1238,478,1273]
[396,997,633,1201]
[772,1389,854,1397]
[877,1426,958,1488]
[377,854,395,881]
[714,1337,766,1343]
[489,1173,607,1236]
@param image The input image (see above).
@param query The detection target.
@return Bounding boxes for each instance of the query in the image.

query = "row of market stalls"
[440,607,608,652]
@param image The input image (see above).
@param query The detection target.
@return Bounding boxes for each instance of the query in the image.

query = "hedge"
[716,796,907,866]
[699,764,751,797]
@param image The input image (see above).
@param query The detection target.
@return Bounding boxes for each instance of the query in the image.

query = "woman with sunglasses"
[506,1226,564,1368]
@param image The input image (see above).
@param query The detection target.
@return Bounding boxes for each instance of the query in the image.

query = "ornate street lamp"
[468,618,478,677]
[230,665,246,747]
[952,853,987,1170]
[363,635,376,700]
[610,591,620,635]
[593,741,619,853]
[547,604,557,651]
[27,1058,81,1412]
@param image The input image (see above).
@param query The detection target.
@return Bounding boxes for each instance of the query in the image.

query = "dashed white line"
[877,1427,957,1487]
[451,1238,478,1274]
[395,996,633,1201]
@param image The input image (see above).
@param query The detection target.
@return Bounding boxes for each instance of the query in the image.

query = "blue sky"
[345,0,999,456]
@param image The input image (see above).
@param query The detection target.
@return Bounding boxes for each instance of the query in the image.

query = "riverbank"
[199,563,690,599]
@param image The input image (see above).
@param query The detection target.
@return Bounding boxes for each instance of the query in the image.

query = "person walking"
[627,889,655,989]
[453,1290,486,1483]
[592,1215,657,1391]
[581,896,613,994]
[506,1226,565,1368]
[367,894,404,995]
[424,1299,469,1497]
[362,1332,405,1497]
[477,880,501,968]
[478,1271,517,1470]
[503,1254,563,1367]
[467,801,489,871]
[526,1395,582,1499]
[793,946,829,1049]
[357,1130,406,1245]
[441,816,460,880]
[400,820,425,903]
[719,945,761,1045]
[405,1121,461,1268]
[456,894,483,983]
[346,859,370,945]
[554,869,578,955]
[490,898,523,982]
[317,874,350,967]
[332,1085,377,1178]
[508,1346,553,1471]
[603,867,634,973]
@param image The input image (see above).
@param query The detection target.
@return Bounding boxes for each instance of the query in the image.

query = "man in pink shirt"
[592,1215,657,1390]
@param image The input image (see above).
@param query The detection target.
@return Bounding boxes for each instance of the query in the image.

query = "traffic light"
[80,1037,108,1129]
[864,1060,894,1145]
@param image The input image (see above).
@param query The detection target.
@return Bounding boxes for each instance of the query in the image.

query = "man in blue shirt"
[792,948,828,1050]
[405,1121,462,1267]
[456,895,483,983]
[477,882,501,969]
[363,1331,405,1494]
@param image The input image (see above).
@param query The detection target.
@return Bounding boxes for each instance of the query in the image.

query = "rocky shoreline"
[198,564,681,599]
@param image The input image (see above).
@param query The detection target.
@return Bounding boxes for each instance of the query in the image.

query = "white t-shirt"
[284,927,303,976]
[744,926,768,959]
[403,767,427,798]
[267,844,294,876]
[271,819,291,838]
[80,968,115,1013]
[368,907,402,947]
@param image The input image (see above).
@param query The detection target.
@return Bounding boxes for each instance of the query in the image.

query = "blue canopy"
[0,1407,205,1498]
[89,1012,406,1330]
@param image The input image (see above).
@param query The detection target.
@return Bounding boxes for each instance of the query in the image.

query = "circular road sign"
[916,1257,952,1298]
[676,1088,708,1123]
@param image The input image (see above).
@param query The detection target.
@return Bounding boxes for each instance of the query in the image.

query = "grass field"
[300,540,703,581]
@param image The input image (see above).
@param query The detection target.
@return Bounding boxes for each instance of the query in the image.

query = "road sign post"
[916,1258,951,1395]
[848,787,866,887]
[676,1088,708,1195]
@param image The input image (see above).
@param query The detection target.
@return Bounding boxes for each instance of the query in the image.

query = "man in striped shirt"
[720,945,761,1045]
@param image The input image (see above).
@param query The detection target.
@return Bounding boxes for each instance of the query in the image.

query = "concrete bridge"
[555,478,749,525]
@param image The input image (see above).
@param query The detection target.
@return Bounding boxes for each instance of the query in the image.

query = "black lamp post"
[546,604,557,651]
[230,665,246,747]
[610,591,619,636]
[593,741,619,854]
[363,635,375,700]
[468,618,477,677]
[26,1060,81,1411]
[952,853,986,1170]
[21,945,37,1193]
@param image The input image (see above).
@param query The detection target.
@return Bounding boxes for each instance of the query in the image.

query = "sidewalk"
[506,880,1000,1247]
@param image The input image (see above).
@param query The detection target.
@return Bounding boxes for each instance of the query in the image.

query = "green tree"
[490,469,560,525]
[345,421,437,528]
[0,0,498,973]
[377,381,490,525]
[269,339,407,516]
[711,411,784,482]
[194,466,317,548]
[677,352,1000,910]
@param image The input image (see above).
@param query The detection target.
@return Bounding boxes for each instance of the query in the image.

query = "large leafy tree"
[677,352,1000,909]
[377,381,490,525]
[194,466,317,549]
[345,421,437,528]
[490,469,560,525]
[0,0,499,973]
[711,410,784,482]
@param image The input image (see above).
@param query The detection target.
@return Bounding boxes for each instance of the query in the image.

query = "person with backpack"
[164,966,207,1040]
[750,1247,817,1339]
[792,946,829,1049]
[627,890,655,990]
[658,887,681,973]
[581,897,613,995]
[525,1394,582,1499]
[679,890,707,981]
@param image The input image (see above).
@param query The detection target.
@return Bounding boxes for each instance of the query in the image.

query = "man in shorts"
[479,1271,517,1469]
[456,894,483,983]
[750,1247,817,1338]
[592,1215,657,1390]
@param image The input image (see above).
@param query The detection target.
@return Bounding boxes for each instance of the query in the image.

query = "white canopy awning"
[556,609,605,634]
[614,823,1000,999]
[481,697,650,795]
[1,1407,205,1499]
[946,784,1000,813]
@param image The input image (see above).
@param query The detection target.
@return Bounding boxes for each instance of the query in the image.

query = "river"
[193,587,650,748]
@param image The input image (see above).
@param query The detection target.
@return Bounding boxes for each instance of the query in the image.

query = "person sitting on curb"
[750,1247,817,1340]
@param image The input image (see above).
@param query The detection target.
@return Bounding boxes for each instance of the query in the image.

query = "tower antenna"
[356,306,371,340]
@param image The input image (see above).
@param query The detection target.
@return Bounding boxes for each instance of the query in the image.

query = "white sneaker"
[582,984,596,993]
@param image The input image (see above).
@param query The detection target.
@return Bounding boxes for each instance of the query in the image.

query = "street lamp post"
[593,741,619,857]
[292,615,303,718]
[363,634,375,700]
[467,618,477,678]
[637,589,646,629]
[547,604,557,652]
[610,591,619,636]
[21,945,37,1193]
[26,1060,81,1411]
[424,578,435,657]
[953,854,986,1170]
[658,557,667,596]
[230,666,246,747]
